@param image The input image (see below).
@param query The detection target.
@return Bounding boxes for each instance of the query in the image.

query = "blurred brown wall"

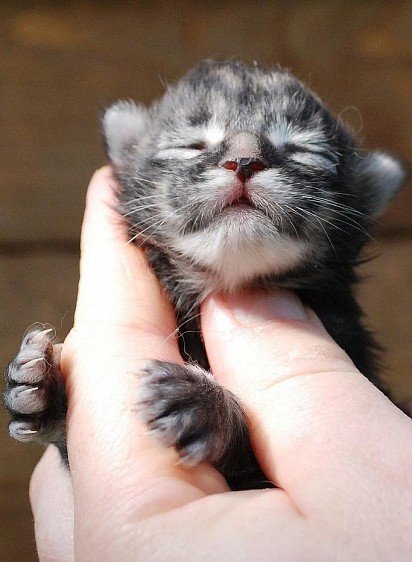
[0,1,411,560]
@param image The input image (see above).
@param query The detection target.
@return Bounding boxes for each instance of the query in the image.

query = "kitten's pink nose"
[222,157,267,182]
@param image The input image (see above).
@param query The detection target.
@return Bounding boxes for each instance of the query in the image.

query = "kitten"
[4,61,407,490]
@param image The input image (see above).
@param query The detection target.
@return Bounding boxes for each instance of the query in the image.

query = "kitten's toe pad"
[4,326,66,444]
[137,360,228,467]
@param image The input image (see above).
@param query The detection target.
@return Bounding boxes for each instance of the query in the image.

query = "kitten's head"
[103,60,406,291]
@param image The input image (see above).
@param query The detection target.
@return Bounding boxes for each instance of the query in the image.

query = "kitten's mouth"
[215,185,267,223]
[225,193,257,211]
[231,196,254,207]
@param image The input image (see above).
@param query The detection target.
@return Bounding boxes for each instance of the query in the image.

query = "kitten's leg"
[137,360,271,490]
[4,326,68,462]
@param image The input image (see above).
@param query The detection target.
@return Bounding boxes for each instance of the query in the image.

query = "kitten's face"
[104,61,405,290]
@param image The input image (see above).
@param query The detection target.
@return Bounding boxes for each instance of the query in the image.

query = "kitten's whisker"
[131,174,159,186]
[132,210,177,246]
[298,206,348,236]
[324,212,373,238]
[166,312,201,342]
[128,211,169,244]
[122,203,159,218]
[297,195,374,238]
[303,200,368,224]
[329,217,372,238]
[283,204,305,221]
[254,194,296,237]
[123,194,161,205]
[298,207,340,261]
[139,216,171,246]
[300,194,370,219]
[309,187,360,198]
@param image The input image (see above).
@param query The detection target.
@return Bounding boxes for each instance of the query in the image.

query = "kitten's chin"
[171,225,310,292]
[219,204,263,220]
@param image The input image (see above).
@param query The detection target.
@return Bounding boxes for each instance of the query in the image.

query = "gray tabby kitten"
[5,61,407,490]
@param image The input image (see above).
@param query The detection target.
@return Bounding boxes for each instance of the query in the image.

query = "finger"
[201,290,412,507]
[29,447,74,562]
[62,169,226,531]
[74,166,175,333]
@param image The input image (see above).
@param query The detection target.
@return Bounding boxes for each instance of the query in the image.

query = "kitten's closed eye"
[282,143,339,172]
[184,142,207,151]
[289,151,338,172]
[157,143,207,160]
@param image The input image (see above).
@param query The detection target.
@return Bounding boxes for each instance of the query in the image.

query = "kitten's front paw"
[4,326,67,447]
[137,360,238,467]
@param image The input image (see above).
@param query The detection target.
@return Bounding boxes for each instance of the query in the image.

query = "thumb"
[201,290,407,504]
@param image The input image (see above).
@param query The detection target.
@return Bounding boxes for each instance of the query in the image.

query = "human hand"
[30,168,412,561]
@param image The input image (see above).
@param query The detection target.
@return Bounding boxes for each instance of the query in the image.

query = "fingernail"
[224,289,308,326]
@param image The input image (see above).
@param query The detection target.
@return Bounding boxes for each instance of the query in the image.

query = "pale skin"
[30,167,412,561]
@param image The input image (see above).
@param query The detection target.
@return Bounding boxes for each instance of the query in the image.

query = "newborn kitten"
[5,61,407,490]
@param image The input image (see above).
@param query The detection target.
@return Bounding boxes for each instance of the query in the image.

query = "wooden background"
[0,1,411,559]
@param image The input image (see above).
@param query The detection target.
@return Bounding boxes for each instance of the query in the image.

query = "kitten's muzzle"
[222,157,267,183]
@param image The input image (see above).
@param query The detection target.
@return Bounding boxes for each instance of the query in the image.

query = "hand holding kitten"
[30,169,412,561]
[7,60,407,489]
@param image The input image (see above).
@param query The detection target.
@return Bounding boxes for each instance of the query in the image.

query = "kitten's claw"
[4,326,67,448]
[137,360,247,468]
[5,385,46,415]
[8,421,39,442]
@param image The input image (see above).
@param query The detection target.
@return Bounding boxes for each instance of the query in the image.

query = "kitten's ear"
[102,101,150,168]
[354,150,408,216]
